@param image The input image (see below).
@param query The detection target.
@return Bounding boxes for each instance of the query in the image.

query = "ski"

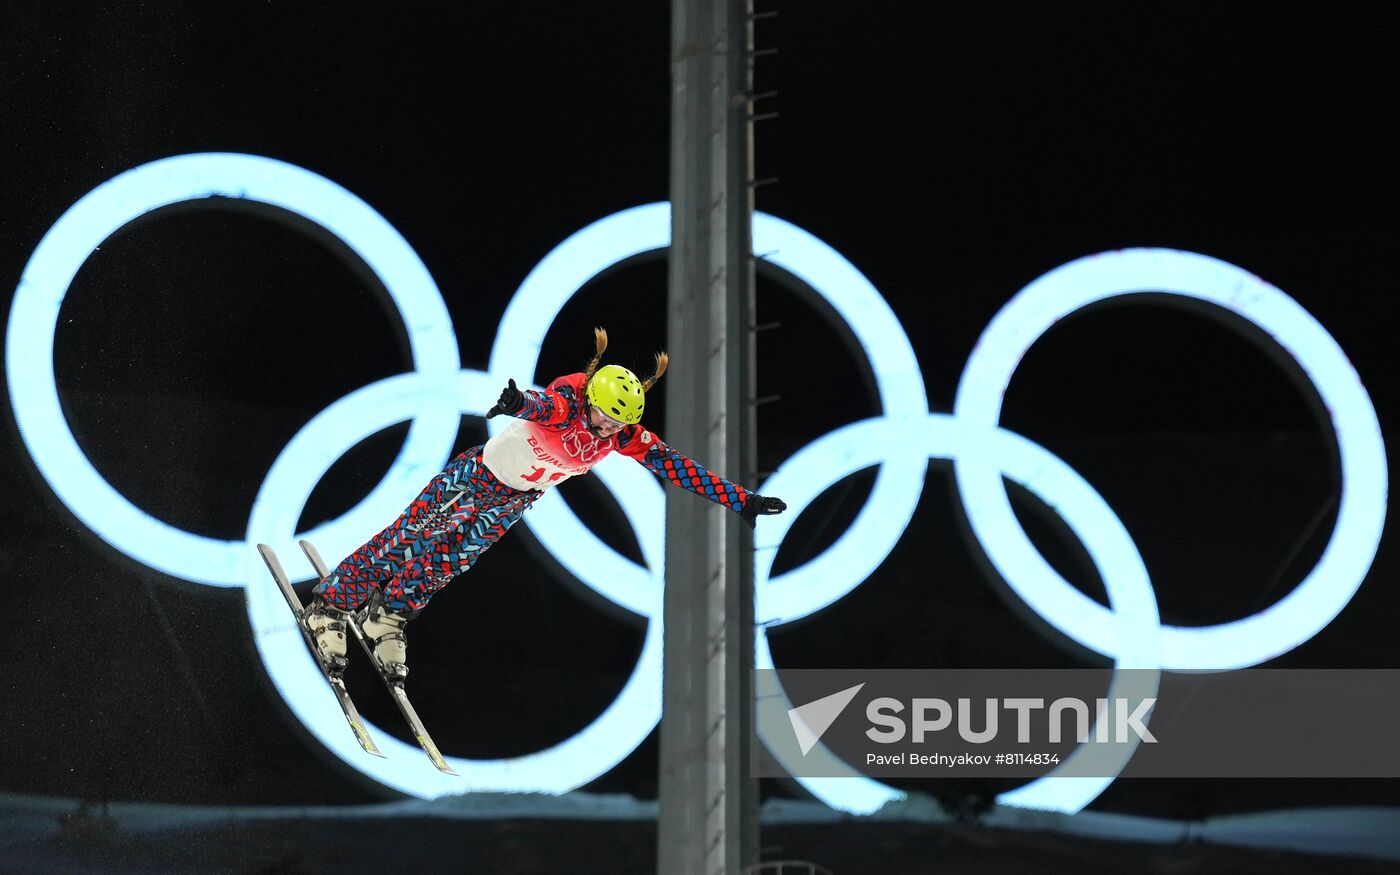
[298,539,459,776]
[255,543,385,759]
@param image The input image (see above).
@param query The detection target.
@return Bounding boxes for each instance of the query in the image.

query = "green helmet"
[586,364,646,424]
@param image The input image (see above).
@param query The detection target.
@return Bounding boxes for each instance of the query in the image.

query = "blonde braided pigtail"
[584,327,608,381]
[642,351,669,392]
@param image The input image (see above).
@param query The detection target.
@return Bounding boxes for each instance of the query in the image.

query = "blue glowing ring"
[488,206,930,622]
[245,368,667,794]
[6,152,460,586]
[754,415,1162,815]
[954,249,1388,670]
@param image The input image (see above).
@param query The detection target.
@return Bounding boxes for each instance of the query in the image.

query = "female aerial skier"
[304,328,788,680]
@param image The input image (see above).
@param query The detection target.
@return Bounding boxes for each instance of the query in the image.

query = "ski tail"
[298,539,459,776]
[256,543,385,759]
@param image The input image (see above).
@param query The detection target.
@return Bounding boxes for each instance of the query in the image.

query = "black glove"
[486,378,524,419]
[739,494,787,529]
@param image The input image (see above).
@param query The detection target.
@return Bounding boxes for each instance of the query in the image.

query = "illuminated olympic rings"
[7,154,1386,814]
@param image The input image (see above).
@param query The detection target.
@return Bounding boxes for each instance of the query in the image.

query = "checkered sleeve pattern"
[637,441,750,513]
[513,387,574,426]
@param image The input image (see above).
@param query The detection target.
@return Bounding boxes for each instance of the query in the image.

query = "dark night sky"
[1,3,1396,821]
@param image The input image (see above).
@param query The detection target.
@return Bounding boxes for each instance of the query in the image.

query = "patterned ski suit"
[314,372,751,615]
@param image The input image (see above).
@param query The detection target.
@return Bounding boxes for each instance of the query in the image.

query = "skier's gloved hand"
[739,494,787,529]
[486,378,525,419]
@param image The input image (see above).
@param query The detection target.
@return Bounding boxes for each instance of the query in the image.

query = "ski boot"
[303,596,351,676]
[360,590,412,683]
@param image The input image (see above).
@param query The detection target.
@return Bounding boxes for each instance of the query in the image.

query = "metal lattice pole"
[658,0,758,872]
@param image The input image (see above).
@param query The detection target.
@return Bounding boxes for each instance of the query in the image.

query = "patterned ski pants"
[314,446,540,615]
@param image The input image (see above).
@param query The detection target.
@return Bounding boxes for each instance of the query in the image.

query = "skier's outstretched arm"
[615,426,787,527]
[485,378,578,425]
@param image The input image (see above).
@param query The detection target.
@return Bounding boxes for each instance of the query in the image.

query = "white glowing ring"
[954,249,1388,670]
[5,152,461,585]
[243,368,665,795]
[755,415,1163,814]
[490,206,929,621]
